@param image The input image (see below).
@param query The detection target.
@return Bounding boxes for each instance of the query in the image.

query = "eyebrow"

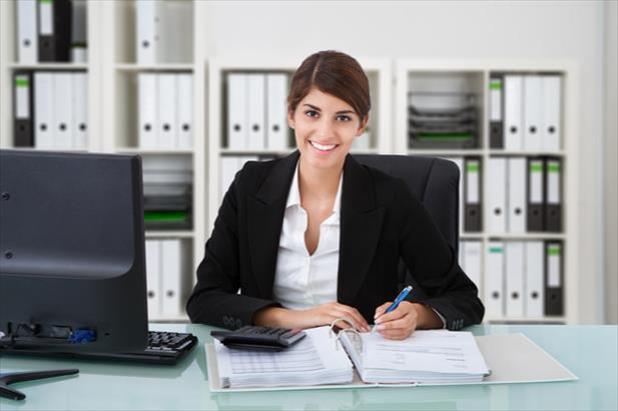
[303,103,355,115]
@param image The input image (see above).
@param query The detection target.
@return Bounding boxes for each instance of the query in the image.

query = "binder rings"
[464,158,482,232]
[17,0,38,64]
[527,158,545,231]
[544,241,564,316]
[525,241,545,318]
[523,76,543,152]
[487,158,506,233]
[507,157,527,233]
[505,242,524,318]
[34,71,54,149]
[504,75,523,151]
[484,241,504,318]
[13,72,34,147]
[542,76,562,151]
[545,158,562,232]
[38,0,72,62]
[489,74,504,149]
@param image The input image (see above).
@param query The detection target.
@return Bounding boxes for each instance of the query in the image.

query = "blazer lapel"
[338,155,385,305]
[247,151,299,299]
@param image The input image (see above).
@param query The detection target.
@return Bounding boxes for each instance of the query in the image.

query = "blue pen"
[385,285,413,314]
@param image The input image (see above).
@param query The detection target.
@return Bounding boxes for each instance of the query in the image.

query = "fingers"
[375,303,418,340]
[373,302,391,321]
[334,304,370,332]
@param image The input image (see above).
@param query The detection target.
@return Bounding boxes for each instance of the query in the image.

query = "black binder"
[13,71,35,147]
[38,0,72,62]
[544,241,564,316]
[489,74,504,149]
[544,157,563,232]
[527,157,545,231]
[464,157,482,232]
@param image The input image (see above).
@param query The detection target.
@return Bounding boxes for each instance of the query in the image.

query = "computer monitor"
[0,150,148,354]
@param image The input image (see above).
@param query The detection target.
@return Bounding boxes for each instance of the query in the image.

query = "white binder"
[541,76,562,151]
[138,73,157,148]
[161,239,183,317]
[34,72,54,149]
[505,242,525,318]
[176,73,193,149]
[145,240,162,319]
[504,75,523,151]
[458,241,466,273]
[17,0,38,64]
[525,241,544,318]
[220,156,240,205]
[487,158,506,233]
[266,73,289,150]
[227,74,247,150]
[247,74,266,150]
[449,157,464,234]
[136,0,159,64]
[157,74,177,149]
[484,241,505,318]
[53,73,73,149]
[71,72,88,150]
[523,75,543,152]
[462,240,482,291]
[507,157,527,233]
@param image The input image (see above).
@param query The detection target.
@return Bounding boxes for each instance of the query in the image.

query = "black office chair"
[354,154,460,298]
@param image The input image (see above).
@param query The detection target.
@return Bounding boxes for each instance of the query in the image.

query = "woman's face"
[288,88,367,171]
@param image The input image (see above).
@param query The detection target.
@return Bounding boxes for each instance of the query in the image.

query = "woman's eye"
[337,115,352,122]
[305,110,319,118]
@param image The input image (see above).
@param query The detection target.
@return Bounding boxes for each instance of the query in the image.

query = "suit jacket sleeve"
[395,180,485,330]
[186,170,281,329]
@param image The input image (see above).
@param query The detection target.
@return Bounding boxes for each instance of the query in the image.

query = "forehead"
[299,88,355,112]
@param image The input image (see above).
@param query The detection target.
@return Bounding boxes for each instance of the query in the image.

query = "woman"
[187,50,484,340]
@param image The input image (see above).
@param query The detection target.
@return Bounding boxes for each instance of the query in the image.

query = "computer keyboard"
[0,331,198,365]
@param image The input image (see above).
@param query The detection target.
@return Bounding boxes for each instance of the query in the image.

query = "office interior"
[1,0,617,328]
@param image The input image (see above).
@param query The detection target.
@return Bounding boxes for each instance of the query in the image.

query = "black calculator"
[211,326,307,351]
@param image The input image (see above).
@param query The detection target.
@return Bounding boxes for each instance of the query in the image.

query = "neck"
[298,157,343,202]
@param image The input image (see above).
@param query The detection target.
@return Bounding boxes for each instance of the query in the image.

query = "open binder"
[206,323,577,392]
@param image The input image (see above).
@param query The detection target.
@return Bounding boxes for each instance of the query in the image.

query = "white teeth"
[310,141,337,151]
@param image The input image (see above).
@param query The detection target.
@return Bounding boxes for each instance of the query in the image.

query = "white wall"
[199,0,608,323]
[603,0,617,325]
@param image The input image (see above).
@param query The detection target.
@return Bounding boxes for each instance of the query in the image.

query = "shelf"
[115,147,194,155]
[115,63,194,72]
[145,230,194,239]
[149,315,190,323]
[489,150,566,156]
[460,233,484,240]
[407,149,485,156]
[8,62,88,70]
[485,317,566,324]
[486,233,566,240]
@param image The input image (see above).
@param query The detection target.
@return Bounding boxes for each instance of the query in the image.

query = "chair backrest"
[353,154,460,257]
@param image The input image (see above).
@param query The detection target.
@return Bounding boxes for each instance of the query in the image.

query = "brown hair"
[287,50,371,122]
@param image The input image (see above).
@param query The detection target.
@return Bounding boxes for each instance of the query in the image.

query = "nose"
[315,117,336,140]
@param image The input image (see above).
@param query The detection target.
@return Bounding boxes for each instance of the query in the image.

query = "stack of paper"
[214,326,353,389]
[340,329,490,384]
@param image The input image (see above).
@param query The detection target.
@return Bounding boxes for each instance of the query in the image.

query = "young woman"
[187,50,484,340]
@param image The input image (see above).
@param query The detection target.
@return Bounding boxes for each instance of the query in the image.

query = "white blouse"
[272,163,343,310]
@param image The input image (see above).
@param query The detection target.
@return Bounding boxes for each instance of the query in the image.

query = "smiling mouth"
[309,140,338,152]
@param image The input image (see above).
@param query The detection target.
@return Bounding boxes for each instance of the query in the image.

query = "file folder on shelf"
[138,73,157,149]
[545,158,562,232]
[227,73,247,150]
[176,74,193,149]
[484,241,504,318]
[462,240,482,291]
[523,76,543,152]
[247,74,266,150]
[266,73,289,150]
[505,242,524,318]
[527,158,545,231]
[161,239,184,317]
[464,158,482,232]
[489,74,504,149]
[487,158,506,233]
[34,72,54,150]
[544,242,564,316]
[17,0,38,64]
[503,75,523,151]
[13,72,34,147]
[71,72,88,150]
[541,76,562,151]
[145,240,162,319]
[38,0,71,62]
[70,0,87,62]
[135,0,160,64]
[525,241,545,318]
[507,157,527,233]
[53,72,73,149]
[157,74,177,149]
[448,157,464,235]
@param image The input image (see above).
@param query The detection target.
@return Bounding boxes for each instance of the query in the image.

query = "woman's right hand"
[253,302,371,332]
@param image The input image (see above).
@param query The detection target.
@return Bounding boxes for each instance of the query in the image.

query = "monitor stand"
[0,369,79,400]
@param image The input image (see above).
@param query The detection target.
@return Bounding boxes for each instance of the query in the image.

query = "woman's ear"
[287,110,295,129]
[356,115,369,136]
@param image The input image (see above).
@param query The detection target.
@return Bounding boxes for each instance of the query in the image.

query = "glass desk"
[1,324,616,410]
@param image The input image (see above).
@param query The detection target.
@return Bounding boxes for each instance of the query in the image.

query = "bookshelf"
[0,1,582,325]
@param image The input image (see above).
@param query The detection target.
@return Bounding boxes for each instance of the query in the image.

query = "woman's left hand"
[373,301,419,340]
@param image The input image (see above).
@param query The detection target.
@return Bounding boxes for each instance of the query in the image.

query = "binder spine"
[545,158,562,232]
[489,74,504,149]
[464,157,482,232]
[38,0,72,62]
[544,241,564,316]
[13,71,35,147]
[527,157,545,231]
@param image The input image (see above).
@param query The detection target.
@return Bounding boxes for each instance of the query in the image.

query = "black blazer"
[186,151,484,330]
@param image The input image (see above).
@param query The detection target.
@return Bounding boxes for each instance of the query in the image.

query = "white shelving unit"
[0,0,582,324]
